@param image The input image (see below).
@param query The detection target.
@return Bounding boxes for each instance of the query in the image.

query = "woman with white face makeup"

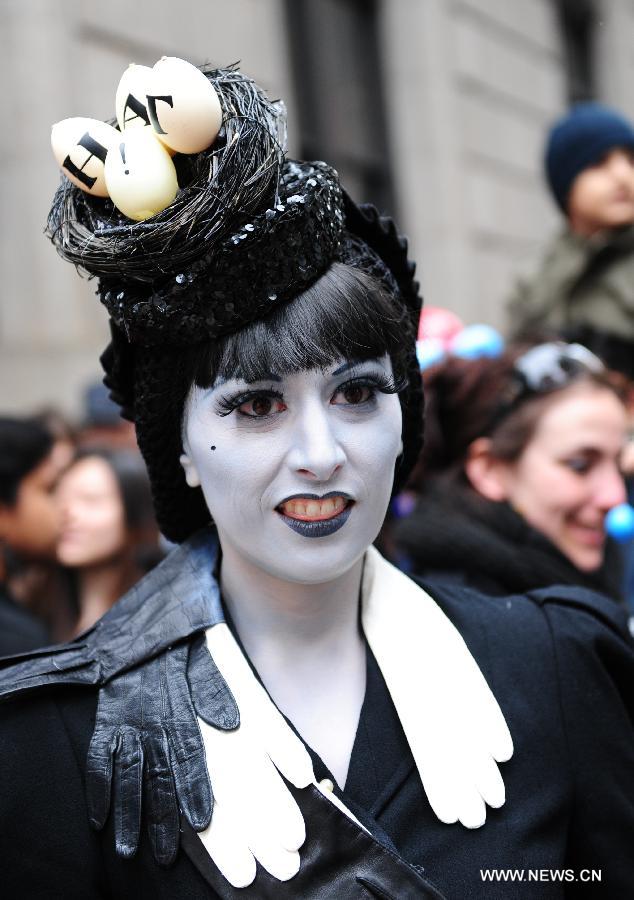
[1,63,634,899]
[394,344,629,600]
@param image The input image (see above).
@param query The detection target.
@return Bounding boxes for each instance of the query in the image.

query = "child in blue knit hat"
[508,102,634,379]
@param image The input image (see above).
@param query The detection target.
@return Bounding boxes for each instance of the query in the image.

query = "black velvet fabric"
[393,480,623,601]
[1,579,633,898]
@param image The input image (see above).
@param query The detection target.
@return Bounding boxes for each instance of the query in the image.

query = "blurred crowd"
[3,100,634,652]
[382,101,634,618]
[0,384,166,655]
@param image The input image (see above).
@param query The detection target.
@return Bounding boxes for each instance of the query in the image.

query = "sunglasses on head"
[487,342,605,433]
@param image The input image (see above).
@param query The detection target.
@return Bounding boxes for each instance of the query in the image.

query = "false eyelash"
[339,371,409,396]
[215,387,284,417]
[214,371,408,417]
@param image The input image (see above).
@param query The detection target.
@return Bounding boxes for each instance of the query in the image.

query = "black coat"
[393,481,623,600]
[1,577,632,899]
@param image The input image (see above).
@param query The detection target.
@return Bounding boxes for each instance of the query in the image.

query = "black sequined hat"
[47,65,423,542]
[99,158,346,345]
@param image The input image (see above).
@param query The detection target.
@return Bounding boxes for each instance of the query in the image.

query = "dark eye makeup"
[215,387,285,418]
[214,369,406,419]
[331,372,406,406]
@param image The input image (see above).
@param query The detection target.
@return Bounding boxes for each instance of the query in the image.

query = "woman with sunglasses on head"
[0,63,633,899]
[393,343,629,600]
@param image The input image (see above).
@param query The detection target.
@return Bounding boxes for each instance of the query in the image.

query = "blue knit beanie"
[545,102,634,212]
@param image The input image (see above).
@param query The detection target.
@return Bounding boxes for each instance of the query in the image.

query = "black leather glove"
[0,529,224,700]
[86,633,238,866]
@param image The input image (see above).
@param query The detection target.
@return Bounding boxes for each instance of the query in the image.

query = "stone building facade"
[2,0,633,416]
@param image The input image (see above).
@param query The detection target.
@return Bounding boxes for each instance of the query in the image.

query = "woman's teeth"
[280,496,348,521]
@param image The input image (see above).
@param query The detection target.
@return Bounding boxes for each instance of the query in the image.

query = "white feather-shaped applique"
[361,546,513,828]
[195,550,513,886]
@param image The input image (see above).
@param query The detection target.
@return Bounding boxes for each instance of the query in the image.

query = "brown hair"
[408,347,628,491]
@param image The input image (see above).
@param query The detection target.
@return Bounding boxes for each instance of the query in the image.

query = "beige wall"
[0,0,294,418]
[2,0,631,417]
[381,0,565,327]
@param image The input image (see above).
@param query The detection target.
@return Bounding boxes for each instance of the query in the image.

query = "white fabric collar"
[361,546,512,828]
[196,548,513,887]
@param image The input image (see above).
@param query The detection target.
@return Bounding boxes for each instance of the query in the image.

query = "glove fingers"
[187,635,239,730]
[245,753,306,852]
[167,722,214,831]
[85,727,118,830]
[114,726,143,858]
[143,728,180,867]
[263,715,315,789]
[200,799,257,889]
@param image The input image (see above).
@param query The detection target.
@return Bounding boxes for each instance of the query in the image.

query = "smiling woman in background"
[394,343,629,600]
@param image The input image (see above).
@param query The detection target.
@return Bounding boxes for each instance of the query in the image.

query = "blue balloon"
[416,338,446,371]
[605,503,634,542]
[451,324,505,360]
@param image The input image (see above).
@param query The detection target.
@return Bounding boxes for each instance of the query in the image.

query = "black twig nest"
[46,64,286,284]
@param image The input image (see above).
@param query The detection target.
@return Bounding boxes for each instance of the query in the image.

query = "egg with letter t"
[148,56,222,154]
[104,128,178,221]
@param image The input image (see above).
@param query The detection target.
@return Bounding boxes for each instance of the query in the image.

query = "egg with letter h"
[51,117,119,197]
[104,129,178,221]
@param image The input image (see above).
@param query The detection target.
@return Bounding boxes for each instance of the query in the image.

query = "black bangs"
[190,262,411,388]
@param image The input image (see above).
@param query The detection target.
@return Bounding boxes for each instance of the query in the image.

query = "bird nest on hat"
[45,64,286,285]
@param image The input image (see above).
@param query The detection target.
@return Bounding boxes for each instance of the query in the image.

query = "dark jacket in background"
[507,224,634,378]
[0,583,49,656]
[392,480,622,600]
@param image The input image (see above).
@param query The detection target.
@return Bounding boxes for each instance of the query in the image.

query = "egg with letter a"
[104,128,178,221]
[51,117,119,196]
[115,63,155,132]
[148,56,222,154]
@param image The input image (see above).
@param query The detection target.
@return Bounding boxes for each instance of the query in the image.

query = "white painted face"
[180,357,403,584]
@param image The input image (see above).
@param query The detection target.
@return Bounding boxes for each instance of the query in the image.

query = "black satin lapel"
[180,783,446,899]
